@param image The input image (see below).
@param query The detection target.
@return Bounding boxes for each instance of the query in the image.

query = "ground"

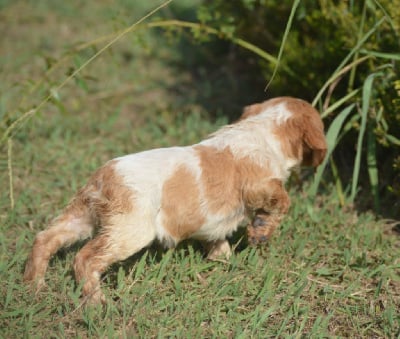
[0,1,399,337]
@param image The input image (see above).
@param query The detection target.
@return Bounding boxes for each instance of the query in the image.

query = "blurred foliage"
[187,0,400,216]
[196,0,399,98]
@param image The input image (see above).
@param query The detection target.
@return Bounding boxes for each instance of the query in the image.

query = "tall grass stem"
[7,138,14,209]
[264,0,300,91]
[350,72,383,203]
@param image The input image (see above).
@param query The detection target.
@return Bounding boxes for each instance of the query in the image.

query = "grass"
[1,1,400,337]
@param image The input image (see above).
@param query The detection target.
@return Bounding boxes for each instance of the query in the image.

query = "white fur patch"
[114,147,202,246]
[200,102,295,178]
[258,102,292,125]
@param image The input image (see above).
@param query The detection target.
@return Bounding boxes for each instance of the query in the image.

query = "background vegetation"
[0,0,399,337]
[190,0,400,215]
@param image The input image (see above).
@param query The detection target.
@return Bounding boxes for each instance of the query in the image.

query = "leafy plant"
[184,0,400,215]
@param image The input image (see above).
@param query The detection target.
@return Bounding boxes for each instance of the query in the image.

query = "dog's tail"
[23,194,94,289]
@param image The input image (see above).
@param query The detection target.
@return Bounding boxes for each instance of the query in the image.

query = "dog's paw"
[81,289,107,306]
[204,239,232,261]
[247,220,270,246]
[248,234,269,246]
[24,276,47,295]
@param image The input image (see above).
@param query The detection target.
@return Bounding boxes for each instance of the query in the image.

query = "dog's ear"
[302,114,327,167]
[239,103,263,121]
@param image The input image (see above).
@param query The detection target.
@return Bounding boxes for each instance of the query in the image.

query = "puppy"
[24,97,327,304]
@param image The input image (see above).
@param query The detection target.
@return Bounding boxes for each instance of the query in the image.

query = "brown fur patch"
[242,177,289,212]
[161,165,205,240]
[239,97,287,121]
[73,235,110,282]
[195,145,242,214]
[78,160,135,224]
[272,97,327,166]
[73,234,112,303]
[273,115,304,161]
[239,103,263,120]
[24,196,93,286]
[195,145,275,215]
[236,157,273,197]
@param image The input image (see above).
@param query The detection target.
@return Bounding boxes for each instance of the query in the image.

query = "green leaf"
[359,49,400,61]
[386,134,400,146]
[321,89,360,119]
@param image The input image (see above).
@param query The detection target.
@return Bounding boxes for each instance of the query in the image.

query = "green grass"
[1,1,399,337]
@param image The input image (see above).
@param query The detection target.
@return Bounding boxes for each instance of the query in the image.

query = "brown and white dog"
[24,97,327,304]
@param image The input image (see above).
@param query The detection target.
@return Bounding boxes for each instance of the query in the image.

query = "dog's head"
[241,97,327,167]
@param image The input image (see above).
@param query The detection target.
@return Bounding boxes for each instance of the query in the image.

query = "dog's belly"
[155,206,246,247]
[191,207,246,241]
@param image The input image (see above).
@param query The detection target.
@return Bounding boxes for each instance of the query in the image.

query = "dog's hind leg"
[24,199,94,289]
[73,214,156,304]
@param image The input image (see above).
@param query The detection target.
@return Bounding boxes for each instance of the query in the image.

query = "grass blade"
[321,88,360,118]
[7,138,14,210]
[359,49,400,61]
[264,0,301,91]
[350,72,383,202]
[134,251,148,281]
[347,0,367,92]
[309,104,355,197]
[386,134,400,146]
[330,156,345,206]
[367,120,380,211]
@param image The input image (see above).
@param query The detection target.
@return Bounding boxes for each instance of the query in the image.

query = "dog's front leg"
[245,179,290,245]
[202,239,232,260]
